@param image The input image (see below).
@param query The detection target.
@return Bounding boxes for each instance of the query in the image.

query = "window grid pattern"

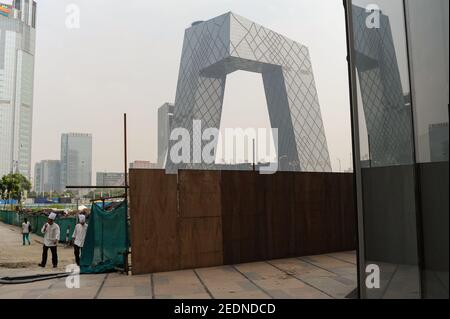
[168,12,331,172]
[0,6,36,178]
[352,6,414,167]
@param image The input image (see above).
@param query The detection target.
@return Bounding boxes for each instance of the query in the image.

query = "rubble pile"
[19,207,91,218]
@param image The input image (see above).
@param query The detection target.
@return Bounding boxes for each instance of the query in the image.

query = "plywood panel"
[178,170,223,269]
[294,173,322,255]
[267,172,295,259]
[221,171,268,264]
[179,217,223,269]
[130,169,179,274]
[179,170,222,218]
[130,169,356,274]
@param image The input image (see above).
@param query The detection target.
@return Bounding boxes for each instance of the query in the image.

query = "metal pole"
[101,214,104,261]
[124,114,128,200]
[252,139,256,171]
[343,0,365,299]
[123,113,129,274]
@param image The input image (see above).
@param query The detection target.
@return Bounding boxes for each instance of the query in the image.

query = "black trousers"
[41,245,58,267]
[74,245,82,266]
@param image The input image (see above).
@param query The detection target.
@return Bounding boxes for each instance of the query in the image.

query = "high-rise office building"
[60,133,93,190]
[96,172,125,187]
[167,12,331,172]
[157,103,174,168]
[34,160,61,194]
[0,0,37,179]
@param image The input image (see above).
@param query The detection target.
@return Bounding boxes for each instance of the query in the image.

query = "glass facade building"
[167,12,331,172]
[60,133,93,190]
[0,0,36,179]
[34,160,61,194]
[345,0,449,298]
[157,102,174,168]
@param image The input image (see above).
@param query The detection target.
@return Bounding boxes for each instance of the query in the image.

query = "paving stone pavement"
[0,251,357,299]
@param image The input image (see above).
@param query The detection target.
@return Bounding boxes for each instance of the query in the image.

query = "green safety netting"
[80,201,128,274]
[0,211,76,242]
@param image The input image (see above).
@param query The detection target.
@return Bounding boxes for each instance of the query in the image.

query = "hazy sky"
[28,0,353,179]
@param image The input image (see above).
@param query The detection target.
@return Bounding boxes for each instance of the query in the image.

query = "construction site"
[1,0,448,306]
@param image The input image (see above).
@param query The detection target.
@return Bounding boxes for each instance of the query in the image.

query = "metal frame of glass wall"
[344,0,449,299]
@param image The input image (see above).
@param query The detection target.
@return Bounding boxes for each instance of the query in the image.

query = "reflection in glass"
[352,4,414,167]
[350,0,420,299]
[348,0,449,299]
[406,0,449,299]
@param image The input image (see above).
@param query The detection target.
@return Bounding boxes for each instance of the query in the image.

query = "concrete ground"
[0,221,75,278]
[0,221,357,299]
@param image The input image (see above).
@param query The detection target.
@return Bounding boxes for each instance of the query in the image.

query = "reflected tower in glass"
[346,0,449,299]
[352,5,414,167]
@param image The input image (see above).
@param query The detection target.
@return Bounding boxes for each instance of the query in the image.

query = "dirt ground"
[0,221,75,277]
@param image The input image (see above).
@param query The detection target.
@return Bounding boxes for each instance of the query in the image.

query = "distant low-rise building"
[96,172,125,187]
[129,161,159,169]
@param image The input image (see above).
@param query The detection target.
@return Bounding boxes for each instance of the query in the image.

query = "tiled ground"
[0,222,74,278]
[0,251,357,299]
[0,220,357,299]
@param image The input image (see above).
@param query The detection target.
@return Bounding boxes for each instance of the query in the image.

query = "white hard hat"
[48,212,57,220]
[78,214,86,223]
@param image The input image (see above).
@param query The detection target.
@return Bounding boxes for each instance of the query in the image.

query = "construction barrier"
[0,211,77,242]
[130,170,356,274]
[80,201,128,274]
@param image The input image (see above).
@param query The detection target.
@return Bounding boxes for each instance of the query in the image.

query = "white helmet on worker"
[48,212,57,220]
[78,214,86,223]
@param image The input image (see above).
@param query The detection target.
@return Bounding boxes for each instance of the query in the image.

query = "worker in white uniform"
[38,212,60,268]
[72,214,88,266]
[21,218,31,245]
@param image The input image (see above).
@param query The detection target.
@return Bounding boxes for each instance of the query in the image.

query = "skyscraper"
[167,12,331,172]
[157,103,174,168]
[0,0,37,179]
[60,133,93,190]
[34,160,61,194]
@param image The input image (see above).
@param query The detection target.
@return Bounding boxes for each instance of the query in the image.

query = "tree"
[0,173,32,205]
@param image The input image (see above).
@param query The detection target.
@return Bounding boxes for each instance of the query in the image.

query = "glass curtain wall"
[345,0,449,299]
[405,0,449,299]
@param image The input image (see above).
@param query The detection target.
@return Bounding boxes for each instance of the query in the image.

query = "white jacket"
[72,223,88,248]
[41,223,60,247]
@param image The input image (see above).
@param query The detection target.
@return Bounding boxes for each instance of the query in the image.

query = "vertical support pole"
[252,138,256,171]
[124,113,128,200]
[123,113,129,274]
[101,209,104,261]
[343,0,365,299]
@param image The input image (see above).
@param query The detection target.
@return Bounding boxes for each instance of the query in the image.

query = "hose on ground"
[0,272,69,284]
